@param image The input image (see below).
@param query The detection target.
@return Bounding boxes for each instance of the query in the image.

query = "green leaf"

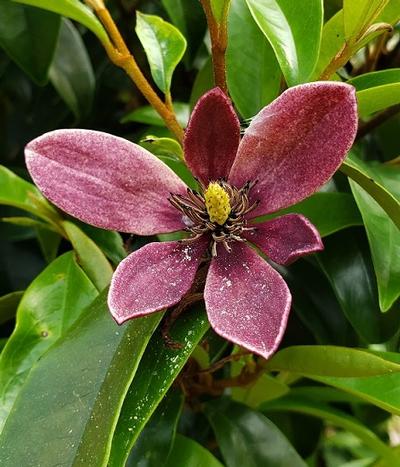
[165,434,224,467]
[36,227,61,263]
[258,192,362,238]
[226,0,280,118]
[341,153,400,231]
[350,180,400,312]
[49,19,95,120]
[0,252,98,431]
[232,374,290,408]
[127,390,184,467]
[0,291,23,326]
[189,57,214,109]
[0,290,162,465]
[135,11,186,94]
[343,0,390,43]
[75,222,127,265]
[245,0,323,86]
[316,229,400,343]
[140,136,183,160]
[121,102,189,127]
[62,220,113,291]
[108,305,209,467]
[0,1,60,85]
[265,345,400,377]
[206,399,307,467]
[348,69,400,118]
[0,165,60,226]
[261,395,398,463]
[12,0,109,45]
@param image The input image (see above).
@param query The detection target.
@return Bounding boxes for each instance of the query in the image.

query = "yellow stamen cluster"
[204,182,231,225]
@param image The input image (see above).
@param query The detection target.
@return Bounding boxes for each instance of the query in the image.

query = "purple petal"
[245,214,323,265]
[204,243,291,359]
[184,88,241,184]
[229,82,358,217]
[26,129,188,235]
[108,239,208,324]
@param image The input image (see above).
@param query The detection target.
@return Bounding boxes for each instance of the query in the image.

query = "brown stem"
[319,42,351,80]
[199,0,228,93]
[197,350,251,375]
[88,4,184,142]
[356,104,400,140]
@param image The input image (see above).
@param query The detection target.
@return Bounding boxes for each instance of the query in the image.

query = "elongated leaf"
[62,221,113,291]
[245,0,323,86]
[206,399,307,467]
[258,192,362,238]
[166,434,223,467]
[0,165,60,225]
[265,346,400,377]
[262,395,397,462]
[341,153,400,231]
[0,252,98,431]
[350,180,400,312]
[49,19,95,120]
[0,291,161,465]
[0,1,60,85]
[316,229,400,343]
[127,390,184,467]
[343,0,390,42]
[232,374,289,408]
[12,0,109,44]
[122,102,189,127]
[36,227,61,263]
[227,0,280,118]
[0,291,23,325]
[136,11,186,94]
[109,306,209,467]
[348,69,400,117]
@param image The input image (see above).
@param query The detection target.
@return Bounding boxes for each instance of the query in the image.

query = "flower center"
[169,180,259,257]
[204,182,231,225]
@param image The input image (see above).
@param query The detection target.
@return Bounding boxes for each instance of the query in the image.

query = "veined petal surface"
[245,214,323,265]
[184,88,241,185]
[26,129,187,235]
[108,239,208,324]
[229,82,358,217]
[204,243,291,360]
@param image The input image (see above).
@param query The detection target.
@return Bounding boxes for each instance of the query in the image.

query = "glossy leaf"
[12,0,109,44]
[0,291,161,465]
[136,11,186,94]
[62,221,113,291]
[127,390,183,467]
[265,345,400,377]
[0,252,98,431]
[140,136,183,160]
[341,153,400,231]
[165,434,223,467]
[232,374,290,408]
[0,291,23,325]
[262,395,397,462]
[76,223,127,265]
[49,19,95,120]
[245,0,323,86]
[350,180,400,312]
[206,399,306,467]
[317,230,400,343]
[121,102,189,127]
[226,0,280,118]
[36,227,61,263]
[0,1,60,85]
[348,69,400,117]
[0,165,60,225]
[108,305,209,467]
[258,192,362,238]
[343,0,390,42]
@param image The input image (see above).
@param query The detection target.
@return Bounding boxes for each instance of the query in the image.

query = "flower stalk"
[85,2,184,142]
[199,0,229,94]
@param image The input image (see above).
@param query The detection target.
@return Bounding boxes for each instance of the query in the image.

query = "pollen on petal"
[204,182,231,225]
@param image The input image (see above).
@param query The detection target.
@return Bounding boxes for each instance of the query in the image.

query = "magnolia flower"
[25,83,357,359]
